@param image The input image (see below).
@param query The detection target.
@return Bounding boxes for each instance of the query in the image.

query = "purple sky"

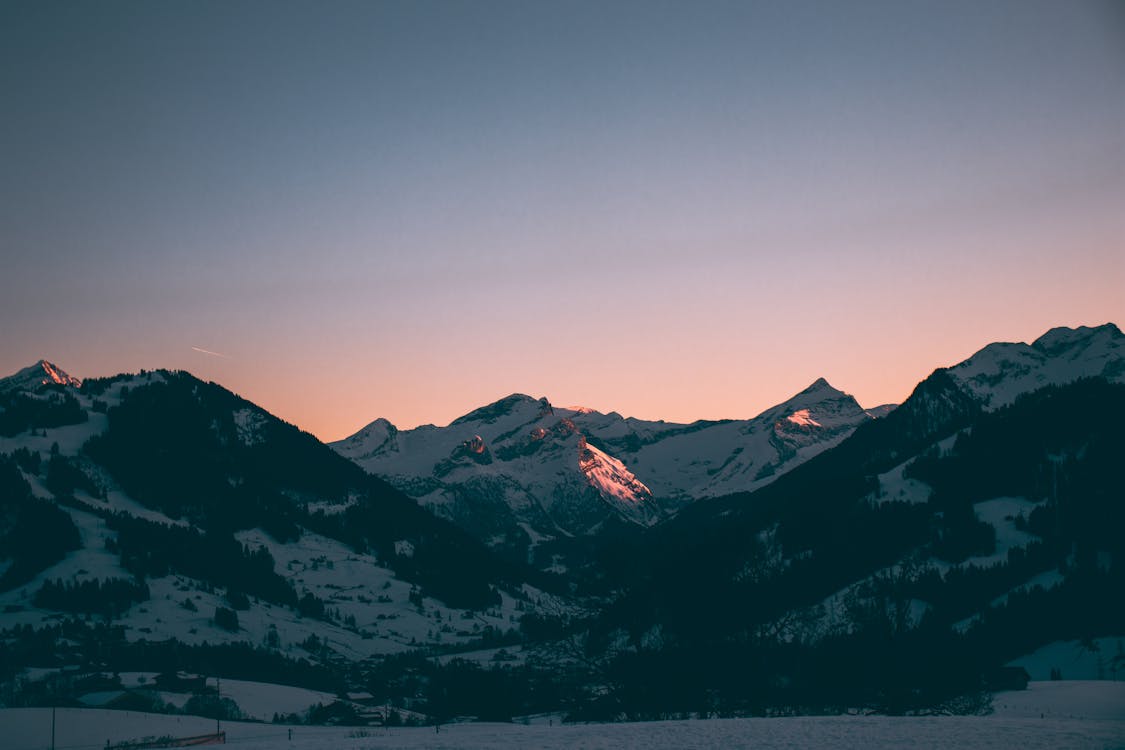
[2,0,1123,440]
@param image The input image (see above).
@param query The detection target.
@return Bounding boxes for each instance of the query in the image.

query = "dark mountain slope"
[580,377,1124,715]
[81,371,534,609]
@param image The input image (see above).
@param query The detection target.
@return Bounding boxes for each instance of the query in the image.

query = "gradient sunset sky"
[2,0,1123,441]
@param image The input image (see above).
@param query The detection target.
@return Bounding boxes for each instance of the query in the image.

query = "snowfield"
[3,682,1123,750]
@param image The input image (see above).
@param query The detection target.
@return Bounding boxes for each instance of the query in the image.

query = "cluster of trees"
[0,454,81,591]
[0,618,343,698]
[0,387,87,437]
[106,512,316,613]
[359,651,575,723]
[44,452,105,500]
[33,578,149,617]
[83,376,303,538]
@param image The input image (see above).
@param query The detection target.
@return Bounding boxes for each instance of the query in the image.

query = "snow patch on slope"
[578,440,657,524]
[232,408,269,446]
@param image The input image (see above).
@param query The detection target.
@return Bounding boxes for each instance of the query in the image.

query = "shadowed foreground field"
[3,682,1123,750]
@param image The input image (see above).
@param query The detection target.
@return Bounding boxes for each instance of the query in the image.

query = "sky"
[2,0,1123,442]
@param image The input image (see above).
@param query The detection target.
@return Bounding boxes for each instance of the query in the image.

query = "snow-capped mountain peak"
[766,378,866,432]
[450,393,553,426]
[793,376,838,398]
[331,375,889,566]
[333,392,662,562]
[1031,322,1122,356]
[0,360,82,393]
[335,417,399,461]
[946,323,1125,409]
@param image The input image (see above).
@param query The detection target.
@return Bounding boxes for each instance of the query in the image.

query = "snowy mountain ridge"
[333,324,1125,567]
[334,392,665,565]
[0,368,547,671]
[332,378,882,566]
[945,323,1124,409]
[0,359,82,393]
[560,376,878,501]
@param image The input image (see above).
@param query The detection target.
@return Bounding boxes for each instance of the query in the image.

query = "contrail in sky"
[191,346,231,359]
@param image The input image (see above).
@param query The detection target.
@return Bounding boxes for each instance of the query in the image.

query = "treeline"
[83,375,304,539]
[0,387,87,437]
[45,452,105,499]
[34,578,149,617]
[0,454,80,591]
[0,619,344,702]
[907,378,1125,563]
[360,651,579,722]
[106,513,316,613]
[305,494,504,611]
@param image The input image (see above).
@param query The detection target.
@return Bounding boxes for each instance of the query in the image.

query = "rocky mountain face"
[0,360,82,393]
[334,394,661,568]
[333,378,885,567]
[568,377,887,501]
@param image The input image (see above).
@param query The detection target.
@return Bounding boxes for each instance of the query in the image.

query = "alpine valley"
[1,324,1123,724]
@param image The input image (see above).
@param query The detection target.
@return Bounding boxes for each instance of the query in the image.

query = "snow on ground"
[73,486,190,527]
[207,677,339,721]
[2,519,532,662]
[989,568,1064,608]
[0,505,133,628]
[1008,639,1125,681]
[232,407,268,446]
[0,411,108,459]
[4,700,1125,750]
[872,460,932,505]
[233,528,527,657]
[992,680,1125,719]
[0,373,158,459]
[872,432,962,506]
[961,497,1039,568]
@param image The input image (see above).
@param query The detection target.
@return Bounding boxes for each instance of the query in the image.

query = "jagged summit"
[450,393,552,426]
[352,416,398,440]
[768,377,866,430]
[0,360,82,393]
[788,377,848,403]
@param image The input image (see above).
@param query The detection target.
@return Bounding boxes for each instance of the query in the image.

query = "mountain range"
[333,378,894,570]
[332,324,1122,569]
[1,323,1122,721]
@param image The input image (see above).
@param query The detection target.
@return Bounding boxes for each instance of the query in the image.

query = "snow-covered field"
[3,682,1123,750]
[1008,638,1125,681]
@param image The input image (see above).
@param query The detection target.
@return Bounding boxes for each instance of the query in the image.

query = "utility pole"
[51,705,56,750]
[216,677,222,737]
